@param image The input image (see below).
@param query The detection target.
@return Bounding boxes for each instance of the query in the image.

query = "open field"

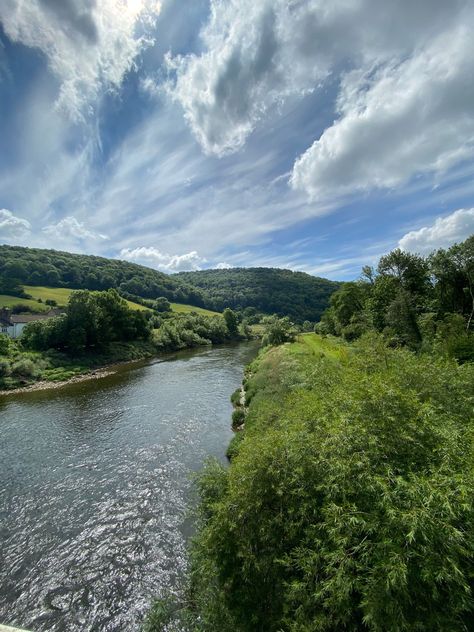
[286,332,351,362]
[169,302,221,316]
[0,294,48,312]
[1,287,220,316]
[23,286,148,311]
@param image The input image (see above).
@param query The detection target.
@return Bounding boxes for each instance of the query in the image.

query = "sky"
[0,0,473,280]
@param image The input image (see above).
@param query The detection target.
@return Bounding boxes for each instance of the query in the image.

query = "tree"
[223,308,239,337]
[329,282,367,329]
[153,297,171,313]
[453,235,474,331]
[261,315,296,346]
[377,248,430,298]
[385,289,422,349]
[0,333,10,355]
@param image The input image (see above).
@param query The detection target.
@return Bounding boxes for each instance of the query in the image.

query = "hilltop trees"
[0,245,206,305]
[177,268,340,322]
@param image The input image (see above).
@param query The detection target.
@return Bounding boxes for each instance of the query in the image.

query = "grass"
[0,294,48,312]
[23,286,148,311]
[286,332,351,362]
[2,286,219,317]
[170,302,221,316]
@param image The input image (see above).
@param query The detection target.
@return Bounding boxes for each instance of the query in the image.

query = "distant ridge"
[0,245,340,321]
[177,267,341,322]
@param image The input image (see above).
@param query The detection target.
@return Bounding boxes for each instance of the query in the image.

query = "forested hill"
[0,246,339,321]
[0,245,206,306]
[176,268,341,322]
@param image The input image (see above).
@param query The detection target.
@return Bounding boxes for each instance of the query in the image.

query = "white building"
[0,308,62,339]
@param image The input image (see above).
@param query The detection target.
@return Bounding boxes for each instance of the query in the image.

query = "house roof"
[11,310,65,323]
[10,313,53,324]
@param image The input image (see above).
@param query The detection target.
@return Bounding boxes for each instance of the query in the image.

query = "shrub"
[231,408,245,429]
[186,336,474,632]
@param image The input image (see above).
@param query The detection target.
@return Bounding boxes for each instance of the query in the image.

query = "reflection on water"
[0,343,258,631]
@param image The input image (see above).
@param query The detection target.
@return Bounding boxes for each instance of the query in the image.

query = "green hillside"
[0,245,339,321]
[23,285,147,311]
[169,302,220,316]
[176,267,341,322]
[0,288,221,317]
[0,244,206,305]
[0,294,47,312]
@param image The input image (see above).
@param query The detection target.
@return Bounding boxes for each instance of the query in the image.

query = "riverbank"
[146,332,474,631]
[0,334,260,396]
[0,367,116,395]
[1,307,259,395]
[1,342,259,631]
[0,340,159,395]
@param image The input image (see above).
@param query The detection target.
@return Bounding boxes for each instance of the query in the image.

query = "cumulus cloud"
[168,0,474,199]
[291,25,474,198]
[399,209,474,254]
[0,209,31,236]
[43,216,108,241]
[216,261,233,269]
[0,0,162,119]
[120,246,207,272]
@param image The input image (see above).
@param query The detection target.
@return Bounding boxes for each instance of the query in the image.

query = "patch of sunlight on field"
[287,333,350,362]
[170,303,221,316]
[0,294,47,312]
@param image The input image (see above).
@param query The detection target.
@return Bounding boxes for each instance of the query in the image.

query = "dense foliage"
[153,310,247,351]
[317,236,474,360]
[0,296,247,390]
[147,333,474,631]
[0,244,206,305]
[22,289,151,354]
[0,246,340,321]
[177,268,340,322]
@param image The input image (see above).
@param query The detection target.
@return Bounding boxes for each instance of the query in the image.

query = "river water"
[0,342,257,632]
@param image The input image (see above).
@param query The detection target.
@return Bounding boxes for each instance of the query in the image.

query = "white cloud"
[0,0,162,119]
[291,24,474,199]
[216,261,233,269]
[43,216,108,241]
[120,246,207,272]
[399,209,474,254]
[168,0,474,201]
[0,209,31,236]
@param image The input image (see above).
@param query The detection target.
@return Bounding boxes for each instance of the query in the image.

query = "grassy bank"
[145,333,474,632]
[0,339,158,393]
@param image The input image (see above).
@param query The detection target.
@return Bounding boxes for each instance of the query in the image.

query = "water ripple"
[0,343,258,631]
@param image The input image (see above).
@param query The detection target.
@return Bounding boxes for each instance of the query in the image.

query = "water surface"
[0,343,257,631]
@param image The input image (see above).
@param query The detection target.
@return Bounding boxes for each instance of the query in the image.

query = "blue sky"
[0,0,473,280]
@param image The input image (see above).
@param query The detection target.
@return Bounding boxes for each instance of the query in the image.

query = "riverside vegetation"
[0,289,249,390]
[145,236,474,632]
[0,245,339,322]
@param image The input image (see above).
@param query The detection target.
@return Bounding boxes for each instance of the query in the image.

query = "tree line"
[0,245,206,305]
[177,267,340,322]
[0,246,340,321]
[317,235,474,361]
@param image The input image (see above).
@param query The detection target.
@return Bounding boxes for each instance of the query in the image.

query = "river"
[0,342,258,631]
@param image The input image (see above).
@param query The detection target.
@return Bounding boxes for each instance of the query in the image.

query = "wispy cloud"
[0,0,162,119]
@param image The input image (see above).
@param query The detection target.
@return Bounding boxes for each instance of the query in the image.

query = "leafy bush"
[231,408,245,429]
[183,334,474,632]
[0,333,11,355]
